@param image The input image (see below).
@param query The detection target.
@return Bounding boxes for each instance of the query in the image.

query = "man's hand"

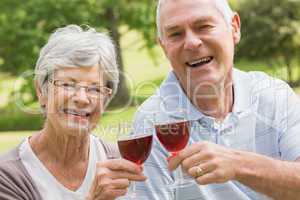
[168,141,242,185]
[86,159,146,200]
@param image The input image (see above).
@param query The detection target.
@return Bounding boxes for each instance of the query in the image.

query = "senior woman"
[0,25,145,200]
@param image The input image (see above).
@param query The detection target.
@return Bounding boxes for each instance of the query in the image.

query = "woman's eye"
[89,87,101,93]
[63,82,75,88]
[171,32,180,37]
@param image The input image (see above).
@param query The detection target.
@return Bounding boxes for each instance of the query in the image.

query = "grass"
[0,131,32,153]
[294,86,300,94]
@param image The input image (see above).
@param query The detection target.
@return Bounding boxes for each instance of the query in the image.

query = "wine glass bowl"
[117,129,153,199]
[118,134,153,166]
[155,120,190,155]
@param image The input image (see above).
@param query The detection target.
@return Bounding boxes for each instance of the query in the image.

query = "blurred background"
[0,0,300,153]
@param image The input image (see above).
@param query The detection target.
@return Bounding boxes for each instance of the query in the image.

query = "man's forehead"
[158,0,231,17]
[160,0,220,23]
[159,0,219,18]
[159,0,215,8]
[164,15,216,31]
[159,0,231,29]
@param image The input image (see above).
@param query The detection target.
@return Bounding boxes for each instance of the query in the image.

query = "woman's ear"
[35,80,47,108]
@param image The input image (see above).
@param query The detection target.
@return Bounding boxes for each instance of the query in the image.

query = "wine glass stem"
[132,180,136,194]
[130,164,141,197]
[176,164,184,183]
[170,152,184,183]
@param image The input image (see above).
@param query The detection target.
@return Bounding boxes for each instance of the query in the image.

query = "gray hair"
[156,0,234,39]
[34,24,119,105]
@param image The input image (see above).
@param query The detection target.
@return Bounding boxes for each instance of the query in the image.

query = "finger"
[168,142,208,171]
[93,178,128,197]
[94,188,128,200]
[98,159,142,174]
[89,168,110,195]
[196,172,219,185]
[108,178,131,189]
[109,170,147,181]
[88,175,129,200]
[181,150,213,171]
[178,142,209,158]
[188,162,215,178]
[107,189,128,198]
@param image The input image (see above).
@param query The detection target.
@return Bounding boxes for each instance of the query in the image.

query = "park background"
[0,0,300,153]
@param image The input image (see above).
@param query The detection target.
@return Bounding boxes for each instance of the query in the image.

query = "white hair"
[34,24,119,104]
[156,0,234,39]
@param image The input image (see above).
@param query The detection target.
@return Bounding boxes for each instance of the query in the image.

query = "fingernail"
[139,165,144,171]
[136,165,143,172]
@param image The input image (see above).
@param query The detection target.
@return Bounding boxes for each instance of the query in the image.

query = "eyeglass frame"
[48,79,113,99]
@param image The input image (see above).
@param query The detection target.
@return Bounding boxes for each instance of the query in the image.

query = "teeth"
[188,57,212,65]
[64,109,89,117]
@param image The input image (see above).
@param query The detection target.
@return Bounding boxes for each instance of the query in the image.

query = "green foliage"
[0,0,157,74]
[0,0,93,74]
[237,0,300,84]
[0,0,158,106]
[0,110,43,131]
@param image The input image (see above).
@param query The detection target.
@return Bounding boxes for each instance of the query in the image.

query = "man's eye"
[197,25,212,30]
[168,32,182,38]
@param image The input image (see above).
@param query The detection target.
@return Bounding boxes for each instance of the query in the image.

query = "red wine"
[155,121,189,154]
[118,134,153,165]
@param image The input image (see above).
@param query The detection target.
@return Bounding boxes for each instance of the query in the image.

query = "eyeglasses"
[49,79,112,99]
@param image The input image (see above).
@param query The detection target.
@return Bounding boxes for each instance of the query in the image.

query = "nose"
[73,87,90,106]
[183,30,203,51]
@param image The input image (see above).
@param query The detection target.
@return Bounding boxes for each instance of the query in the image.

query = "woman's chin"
[63,121,91,136]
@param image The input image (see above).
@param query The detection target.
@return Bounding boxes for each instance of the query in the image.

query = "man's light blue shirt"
[132,68,300,200]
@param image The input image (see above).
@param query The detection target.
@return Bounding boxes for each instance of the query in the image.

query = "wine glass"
[154,109,195,188]
[117,128,153,199]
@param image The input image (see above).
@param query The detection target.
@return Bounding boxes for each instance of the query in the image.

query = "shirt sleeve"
[0,174,21,200]
[275,81,300,161]
[0,161,37,200]
[0,148,42,200]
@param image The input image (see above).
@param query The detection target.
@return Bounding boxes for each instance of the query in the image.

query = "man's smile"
[185,56,214,68]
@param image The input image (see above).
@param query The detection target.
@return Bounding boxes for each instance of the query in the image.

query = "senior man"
[133,0,300,199]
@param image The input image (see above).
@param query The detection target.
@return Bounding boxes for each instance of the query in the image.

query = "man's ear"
[231,13,241,45]
[35,80,47,109]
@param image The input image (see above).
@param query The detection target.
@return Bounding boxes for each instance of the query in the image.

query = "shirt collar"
[157,71,204,121]
[157,68,253,121]
[232,68,253,113]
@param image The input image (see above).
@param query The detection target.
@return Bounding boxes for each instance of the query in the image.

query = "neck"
[189,75,234,122]
[30,124,90,167]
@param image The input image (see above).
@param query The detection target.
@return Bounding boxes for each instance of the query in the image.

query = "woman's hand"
[86,159,146,200]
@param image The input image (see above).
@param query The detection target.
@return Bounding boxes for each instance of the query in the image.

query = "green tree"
[237,0,300,85]
[0,0,157,106]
